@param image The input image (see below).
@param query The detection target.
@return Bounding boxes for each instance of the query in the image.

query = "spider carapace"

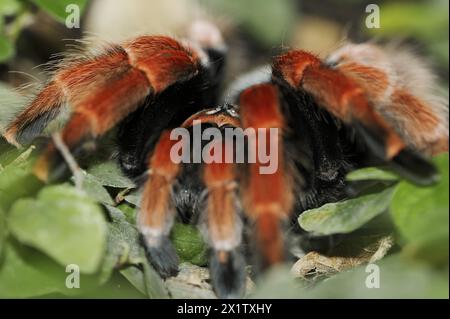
[2,22,448,298]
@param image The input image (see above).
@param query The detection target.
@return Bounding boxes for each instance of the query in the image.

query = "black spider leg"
[173,113,239,225]
[346,121,439,186]
[227,74,351,209]
[116,74,214,179]
[120,48,227,279]
[134,124,211,279]
[116,45,227,180]
[335,112,439,186]
[172,123,247,298]
[211,126,247,299]
[273,82,351,255]
[225,73,350,257]
[140,234,179,278]
[277,81,350,212]
[172,125,211,224]
[210,249,246,299]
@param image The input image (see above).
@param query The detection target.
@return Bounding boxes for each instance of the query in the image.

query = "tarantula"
[2,21,448,298]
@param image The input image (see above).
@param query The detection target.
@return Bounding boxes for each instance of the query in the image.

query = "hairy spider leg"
[336,60,448,155]
[326,43,448,156]
[273,50,438,185]
[272,51,406,158]
[239,83,294,268]
[138,130,182,277]
[3,81,65,147]
[7,37,200,181]
[202,137,246,299]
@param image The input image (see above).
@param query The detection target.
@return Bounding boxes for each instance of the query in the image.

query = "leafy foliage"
[251,255,448,299]
[170,223,208,266]
[87,161,135,189]
[0,205,6,256]
[0,0,448,299]
[299,184,396,235]
[391,154,449,266]
[0,241,72,298]
[8,184,107,273]
[252,154,449,298]
[0,136,447,298]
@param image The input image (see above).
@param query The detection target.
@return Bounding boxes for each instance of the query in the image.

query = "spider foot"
[389,148,439,186]
[141,234,179,278]
[210,249,246,299]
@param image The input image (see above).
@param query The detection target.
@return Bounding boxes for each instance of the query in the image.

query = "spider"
[2,21,448,298]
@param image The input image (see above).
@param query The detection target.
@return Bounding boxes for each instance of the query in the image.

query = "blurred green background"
[0,0,448,87]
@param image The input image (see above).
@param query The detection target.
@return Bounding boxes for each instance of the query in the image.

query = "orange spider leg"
[138,130,182,277]
[239,83,294,267]
[3,81,64,147]
[273,51,405,160]
[34,63,151,180]
[5,37,200,181]
[338,62,448,155]
[203,139,246,298]
[328,42,448,156]
[204,151,238,253]
[124,36,199,92]
[389,89,448,155]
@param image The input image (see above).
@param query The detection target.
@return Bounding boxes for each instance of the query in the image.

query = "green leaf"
[72,272,146,298]
[249,265,307,299]
[308,255,448,298]
[8,184,107,273]
[251,255,448,298]
[141,258,169,298]
[0,240,106,298]
[120,266,147,296]
[0,146,41,212]
[103,207,204,295]
[299,184,397,235]
[0,146,27,168]
[87,161,135,188]
[170,223,208,266]
[117,202,137,224]
[0,35,14,63]
[0,205,5,256]
[0,159,42,211]
[346,167,399,182]
[31,0,88,23]
[0,241,69,298]
[391,154,449,265]
[100,205,142,283]
[124,192,140,207]
[120,262,169,299]
[80,173,115,205]
[102,205,168,299]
